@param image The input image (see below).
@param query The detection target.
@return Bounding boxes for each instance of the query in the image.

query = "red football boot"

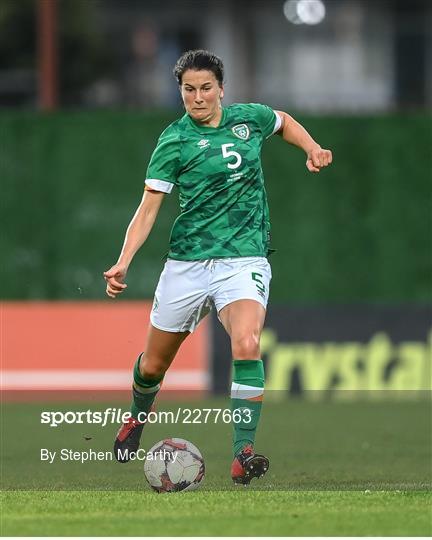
[113,416,146,463]
[231,445,270,485]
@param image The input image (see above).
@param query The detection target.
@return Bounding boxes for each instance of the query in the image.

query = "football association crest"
[232,124,250,140]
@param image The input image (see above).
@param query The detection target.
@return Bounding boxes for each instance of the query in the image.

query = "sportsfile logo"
[40,407,252,427]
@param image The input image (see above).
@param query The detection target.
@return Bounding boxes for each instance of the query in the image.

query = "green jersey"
[145,103,280,260]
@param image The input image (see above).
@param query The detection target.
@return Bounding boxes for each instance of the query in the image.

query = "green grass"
[1,490,431,536]
[1,397,431,535]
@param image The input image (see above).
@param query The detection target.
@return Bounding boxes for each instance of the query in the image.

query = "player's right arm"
[104,189,165,298]
[105,124,180,298]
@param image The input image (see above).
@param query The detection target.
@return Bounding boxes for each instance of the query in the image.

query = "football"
[144,438,205,493]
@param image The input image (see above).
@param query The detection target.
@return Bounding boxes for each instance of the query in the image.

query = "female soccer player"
[104,50,332,484]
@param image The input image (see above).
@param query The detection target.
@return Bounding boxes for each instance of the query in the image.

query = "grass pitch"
[1,397,431,536]
[2,490,431,536]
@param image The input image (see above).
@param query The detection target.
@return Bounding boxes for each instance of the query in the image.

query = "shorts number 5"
[251,272,266,295]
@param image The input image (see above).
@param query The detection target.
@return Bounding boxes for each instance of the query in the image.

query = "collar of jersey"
[185,107,227,133]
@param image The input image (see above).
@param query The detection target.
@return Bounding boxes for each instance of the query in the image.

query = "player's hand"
[103,264,128,298]
[306,146,333,173]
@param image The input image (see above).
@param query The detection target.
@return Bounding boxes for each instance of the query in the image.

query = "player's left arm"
[275,110,333,173]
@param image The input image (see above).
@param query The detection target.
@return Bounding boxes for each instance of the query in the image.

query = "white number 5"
[221,143,242,170]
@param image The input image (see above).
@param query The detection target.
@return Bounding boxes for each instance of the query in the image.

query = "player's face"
[180,70,224,125]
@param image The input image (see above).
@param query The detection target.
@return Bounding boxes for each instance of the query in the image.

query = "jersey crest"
[232,124,250,140]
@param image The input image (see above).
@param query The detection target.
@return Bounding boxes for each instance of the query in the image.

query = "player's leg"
[131,325,190,420]
[212,256,271,483]
[114,259,210,463]
[218,299,269,483]
[114,326,189,462]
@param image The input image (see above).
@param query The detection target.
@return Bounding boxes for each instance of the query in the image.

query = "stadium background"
[2,0,430,397]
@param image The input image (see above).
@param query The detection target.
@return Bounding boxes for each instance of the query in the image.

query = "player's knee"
[139,356,166,380]
[231,333,261,359]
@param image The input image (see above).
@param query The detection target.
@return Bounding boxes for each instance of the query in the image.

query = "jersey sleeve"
[249,103,282,139]
[145,128,181,193]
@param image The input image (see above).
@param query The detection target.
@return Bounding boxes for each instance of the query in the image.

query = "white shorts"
[150,257,272,333]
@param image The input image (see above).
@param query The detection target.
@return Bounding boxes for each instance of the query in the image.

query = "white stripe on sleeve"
[271,111,282,135]
[145,178,174,193]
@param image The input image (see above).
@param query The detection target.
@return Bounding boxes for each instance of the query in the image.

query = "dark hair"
[173,49,224,86]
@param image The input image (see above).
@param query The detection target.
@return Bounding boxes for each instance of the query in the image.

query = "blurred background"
[1,0,432,110]
[1,0,431,397]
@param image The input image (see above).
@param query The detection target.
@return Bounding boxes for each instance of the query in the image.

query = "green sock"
[231,359,265,456]
[130,354,163,421]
